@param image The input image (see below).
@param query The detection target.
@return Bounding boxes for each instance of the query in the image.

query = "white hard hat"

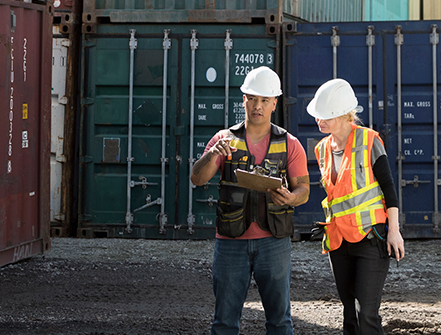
[240,66,282,97]
[306,78,363,120]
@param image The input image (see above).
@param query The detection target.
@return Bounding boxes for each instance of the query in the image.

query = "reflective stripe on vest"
[316,126,387,252]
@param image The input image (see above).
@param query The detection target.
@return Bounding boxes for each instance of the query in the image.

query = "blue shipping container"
[284,20,441,239]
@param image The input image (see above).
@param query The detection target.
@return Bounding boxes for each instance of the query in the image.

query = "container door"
[285,21,441,239]
[389,23,441,237]
[79,28,179,239]
[51,35,68,225]
[0,1,51,267]
[180,27,279,239]
[79,24,279,239]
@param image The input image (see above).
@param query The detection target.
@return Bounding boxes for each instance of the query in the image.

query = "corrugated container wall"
[50,0,82,237]
[364,0,409,21]
[78,1,289,239]
[82,0,296,27]
[284,20,441,239]
[0,0,52,267]
[409,0,441,20]
[295,0,363,22]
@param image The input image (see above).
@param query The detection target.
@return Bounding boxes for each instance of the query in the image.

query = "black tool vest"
[217,122,294,238]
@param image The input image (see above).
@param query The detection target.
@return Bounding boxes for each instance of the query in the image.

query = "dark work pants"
[329,237,390,335]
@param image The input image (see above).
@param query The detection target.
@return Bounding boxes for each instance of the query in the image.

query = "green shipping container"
[78,23,282,239]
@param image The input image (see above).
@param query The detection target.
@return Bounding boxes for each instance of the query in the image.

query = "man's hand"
[209,138,237,159]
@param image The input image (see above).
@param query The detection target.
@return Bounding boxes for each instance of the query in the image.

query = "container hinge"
[61,40,71,48]
[59,96,68,105]
[83,39,97,48]
[224,29,233,50]
[81,98,94,105]
[196,195,217,207]
[163,29,171,50]
[266,39,278,49]
[81,156,93,163]
[187,214,195,235]
[395,25,403,46]
[56,154,66,163]
[366,26,375,46]
[159,213,167,234]
[53,213,65,221]
[10,11,16,33]
[430,25,439,45]
[285,97,297,105]
[401,175,431,187]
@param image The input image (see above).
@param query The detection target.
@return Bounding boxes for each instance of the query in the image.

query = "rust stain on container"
[0,0,52,267]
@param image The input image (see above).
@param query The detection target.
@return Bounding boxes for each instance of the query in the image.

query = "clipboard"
[235,169,282,193]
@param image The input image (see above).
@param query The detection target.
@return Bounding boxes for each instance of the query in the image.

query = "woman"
[307,78,405,335]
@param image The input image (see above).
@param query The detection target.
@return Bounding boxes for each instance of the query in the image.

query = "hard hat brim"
[240,86,282,97]
[307,98,363,120]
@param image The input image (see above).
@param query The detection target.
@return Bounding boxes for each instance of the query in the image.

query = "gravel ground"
[0,237,440,334]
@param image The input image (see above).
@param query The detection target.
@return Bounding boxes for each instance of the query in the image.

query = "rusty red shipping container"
[0,0,53,267]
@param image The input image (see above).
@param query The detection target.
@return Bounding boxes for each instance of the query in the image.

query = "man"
[191,66,310,335]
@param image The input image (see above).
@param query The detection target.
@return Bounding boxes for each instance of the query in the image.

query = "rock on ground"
[0,238,440,334]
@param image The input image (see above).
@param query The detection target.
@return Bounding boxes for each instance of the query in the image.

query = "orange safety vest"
[315,125,388,253]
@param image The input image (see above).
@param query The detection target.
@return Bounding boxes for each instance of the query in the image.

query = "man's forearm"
[191,152,219,186]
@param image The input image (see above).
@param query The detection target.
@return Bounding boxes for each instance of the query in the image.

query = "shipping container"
[78,23,282,239]
[50,0,82,237]
[81,0,295,30]
[409,0,441,20]
[0,0,52,267]
[295,0,364,22]
[283,20,441,239]
[364,0,409,21]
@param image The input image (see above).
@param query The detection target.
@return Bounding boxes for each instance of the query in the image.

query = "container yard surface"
[0,237,439,335]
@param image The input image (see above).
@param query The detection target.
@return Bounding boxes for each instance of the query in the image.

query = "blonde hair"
[339,110,363,125]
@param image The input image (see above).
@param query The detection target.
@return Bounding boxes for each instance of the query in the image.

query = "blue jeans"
[211,236,293,335]
[329,237,390,335]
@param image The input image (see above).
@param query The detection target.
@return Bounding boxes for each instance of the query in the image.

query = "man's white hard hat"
[307,78,363,120]
[240,66,282,97]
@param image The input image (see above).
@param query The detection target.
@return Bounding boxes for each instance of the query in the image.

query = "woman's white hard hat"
[240,66,282,97]
[307,78,363,120]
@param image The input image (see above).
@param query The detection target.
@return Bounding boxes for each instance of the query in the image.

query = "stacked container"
[77,0,294,239]
[284,20,441,239]
[50,0,82,237]
[0,0,52,267]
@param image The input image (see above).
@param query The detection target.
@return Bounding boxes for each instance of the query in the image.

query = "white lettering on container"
[8,36,14,173]
[23,38,27,82]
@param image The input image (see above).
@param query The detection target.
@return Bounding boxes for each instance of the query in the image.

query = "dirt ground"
[0,238,440,335]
